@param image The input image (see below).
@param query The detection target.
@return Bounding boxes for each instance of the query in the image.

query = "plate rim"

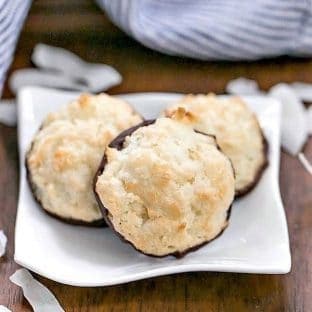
[14,86,291,287]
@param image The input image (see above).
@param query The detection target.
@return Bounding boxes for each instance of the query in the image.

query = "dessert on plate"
[164,94,268,196]
[94,116,235,257]
[26,93,142,225]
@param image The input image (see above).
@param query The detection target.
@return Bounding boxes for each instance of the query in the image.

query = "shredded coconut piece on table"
[226,77,262,95]
[10,269,64,312]
[290,82,312,103]
[32,43,122,92]
[269,83,308,156]
[0,230,7,257]
[9,69,88,94]
[298,153,312,175]
[0,100,16,127]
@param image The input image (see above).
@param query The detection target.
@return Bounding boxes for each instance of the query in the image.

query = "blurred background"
[3,0,312,98]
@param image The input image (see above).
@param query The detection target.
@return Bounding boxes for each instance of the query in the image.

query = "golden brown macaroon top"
[164,94,267,195]
[27,93,143,224]
[95,117,235,256]
[43,93,142,131]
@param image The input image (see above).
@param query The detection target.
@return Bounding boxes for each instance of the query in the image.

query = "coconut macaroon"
[164,94,267,196]
[94,117,235,257]
[43,93,142,129]
[26,94,143,225]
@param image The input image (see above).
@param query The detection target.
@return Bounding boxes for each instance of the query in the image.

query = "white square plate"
[15,87,291,286]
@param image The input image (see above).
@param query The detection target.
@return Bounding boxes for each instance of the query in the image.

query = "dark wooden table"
[0,1,311,311]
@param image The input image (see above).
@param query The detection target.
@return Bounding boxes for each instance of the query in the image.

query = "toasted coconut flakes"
[0,230,7,257]
[269,83,309,156]
[9,69,88,94]
[226,77,262,95]
[290,82,312,103]
[298,153,312,175]
[10,269,64,312]
[308,106,312,135]
[31,44,122,92]
[0,100,16,127]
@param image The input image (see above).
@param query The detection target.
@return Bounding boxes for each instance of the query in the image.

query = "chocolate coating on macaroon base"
[94,119,234,258]
[234,133,268,198]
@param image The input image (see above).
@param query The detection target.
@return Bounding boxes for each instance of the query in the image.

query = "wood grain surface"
[0,1,311,311]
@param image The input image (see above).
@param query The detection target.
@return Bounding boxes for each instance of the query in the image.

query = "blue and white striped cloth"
[0,0,31,97]
[97,0,312,60]
[2,0,312,97]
